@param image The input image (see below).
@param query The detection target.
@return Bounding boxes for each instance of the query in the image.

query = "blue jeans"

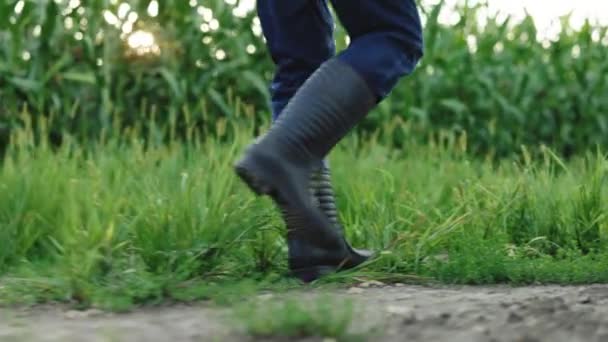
[257,0,424,120]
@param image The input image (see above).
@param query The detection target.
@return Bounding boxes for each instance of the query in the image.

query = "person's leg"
[331,0,423,100]
[256,0,335,120]
[235,59,375,282]
[236,1,423,282]
[257,0,372,262]
[306,1,422,259]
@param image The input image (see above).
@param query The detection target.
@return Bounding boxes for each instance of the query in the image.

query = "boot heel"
[234,150,279,196]
[235,146,313,209]
[291,266,337,283]
[234,163,272,196]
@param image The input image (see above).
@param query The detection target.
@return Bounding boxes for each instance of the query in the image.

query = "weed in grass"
[571,156,607,254]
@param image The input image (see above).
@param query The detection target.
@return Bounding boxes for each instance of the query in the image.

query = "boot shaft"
[236,58,376,281]
[257,58,376,163]
[310,165,342,231]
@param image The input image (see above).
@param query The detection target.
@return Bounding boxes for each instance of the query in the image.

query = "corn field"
[1,0,608,157]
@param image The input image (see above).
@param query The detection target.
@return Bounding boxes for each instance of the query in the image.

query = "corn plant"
[1,0,608,156]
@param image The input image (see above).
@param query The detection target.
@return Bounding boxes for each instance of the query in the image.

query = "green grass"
[234,295,370,341]
[1,116,608,310]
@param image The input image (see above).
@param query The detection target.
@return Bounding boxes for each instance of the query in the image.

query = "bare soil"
[2,284,608,341]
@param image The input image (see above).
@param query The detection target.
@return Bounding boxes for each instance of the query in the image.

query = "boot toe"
[351,247,374,259]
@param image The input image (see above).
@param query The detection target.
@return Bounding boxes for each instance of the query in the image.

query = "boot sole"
[291,248,374,283]
[234,155,284,203]
[234,162,273,196]
[290,266,337,283]
[234,147,280,198]
[234,148,309,208]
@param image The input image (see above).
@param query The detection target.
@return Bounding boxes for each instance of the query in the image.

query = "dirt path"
[2,284,608,341]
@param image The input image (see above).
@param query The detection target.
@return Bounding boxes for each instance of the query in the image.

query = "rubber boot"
[310,164,373,260]
[234,58,376,282]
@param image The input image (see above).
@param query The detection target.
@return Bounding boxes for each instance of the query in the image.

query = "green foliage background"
[1,0,608,157]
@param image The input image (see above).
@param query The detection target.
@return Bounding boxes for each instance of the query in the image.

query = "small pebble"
[507,311,523,323]
[64,311,80,319]
[472,325,490,335]
[403,315,417,325]
[386,305,412,315]
[518,334,541,342]
[257,293,274,301]
[64,309,102,319]
[347,287,365,294]
[385,305,417,324]
[360,280,385,288]
[455,308,470,317]
[578,296,593,304]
